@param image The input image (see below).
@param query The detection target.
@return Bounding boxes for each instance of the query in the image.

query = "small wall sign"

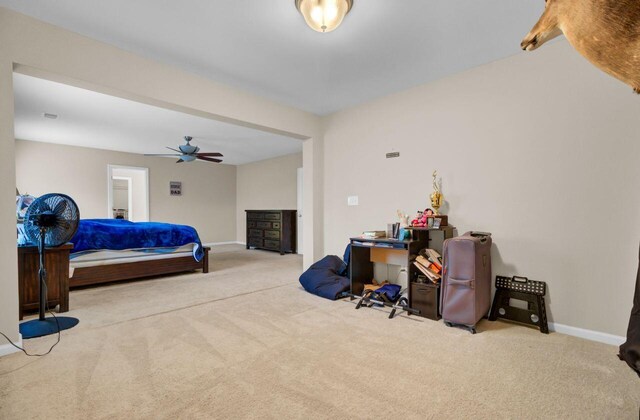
[170,181,182,196]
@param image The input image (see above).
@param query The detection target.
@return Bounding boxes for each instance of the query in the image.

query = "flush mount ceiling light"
[295,0,353,33]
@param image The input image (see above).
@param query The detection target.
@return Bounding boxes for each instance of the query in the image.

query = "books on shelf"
[423,249,443,269]
[413,261,441,283]
[415,255,441,274]
[413,248,444,283]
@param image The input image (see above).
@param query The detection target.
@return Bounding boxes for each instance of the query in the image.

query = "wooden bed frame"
[69,246,210,288]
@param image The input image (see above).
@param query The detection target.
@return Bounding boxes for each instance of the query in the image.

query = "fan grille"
[23,193,80,247]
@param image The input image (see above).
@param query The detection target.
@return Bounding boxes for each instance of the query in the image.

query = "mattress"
[69,244,195,278]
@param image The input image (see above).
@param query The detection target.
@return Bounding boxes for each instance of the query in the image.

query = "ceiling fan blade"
[145,153,182,156]
[176,159,184,163]
[196,152,223,157]
[197,156,222,163]
[166,147,182,153]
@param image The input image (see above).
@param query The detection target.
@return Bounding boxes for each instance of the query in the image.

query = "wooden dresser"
[245,210,297,255]
[18,243,72,320]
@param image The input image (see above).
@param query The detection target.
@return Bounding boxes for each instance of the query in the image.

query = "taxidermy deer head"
[521,0,640,94]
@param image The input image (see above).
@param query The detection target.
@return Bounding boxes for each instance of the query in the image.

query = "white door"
[296,167,303,255]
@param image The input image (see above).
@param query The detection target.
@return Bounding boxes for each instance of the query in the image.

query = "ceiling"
[0,0,543,115]
[13,73,303,165]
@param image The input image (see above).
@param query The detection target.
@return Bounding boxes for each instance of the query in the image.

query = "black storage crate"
[410,282,440,320]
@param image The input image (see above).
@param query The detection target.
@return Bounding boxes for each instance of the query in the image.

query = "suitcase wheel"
[444,322,453,328]
[469,327,477,334]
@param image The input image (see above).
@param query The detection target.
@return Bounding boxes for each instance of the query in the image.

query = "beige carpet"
[1,244,638,419]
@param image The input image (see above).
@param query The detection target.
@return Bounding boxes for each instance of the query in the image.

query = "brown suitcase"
[441,231,492,333]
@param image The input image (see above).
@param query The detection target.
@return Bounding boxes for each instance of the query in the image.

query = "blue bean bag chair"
[299,245,351,300]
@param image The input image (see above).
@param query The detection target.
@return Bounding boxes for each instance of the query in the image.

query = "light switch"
[347,196,359,206]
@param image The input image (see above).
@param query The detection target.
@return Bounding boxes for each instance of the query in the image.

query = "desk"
[349,226,454,320]
[17,243,72,320]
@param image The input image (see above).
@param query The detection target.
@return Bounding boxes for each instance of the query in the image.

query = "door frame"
[107,164,149,221]
[296,167,303,255]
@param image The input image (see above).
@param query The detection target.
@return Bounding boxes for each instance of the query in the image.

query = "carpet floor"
[1,245,638,419]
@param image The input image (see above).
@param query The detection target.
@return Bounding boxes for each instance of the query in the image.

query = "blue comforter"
[70,219,204,262]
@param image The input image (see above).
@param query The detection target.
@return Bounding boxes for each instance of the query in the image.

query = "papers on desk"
[361,230,386,239]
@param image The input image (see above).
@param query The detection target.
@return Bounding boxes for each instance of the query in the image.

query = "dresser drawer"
[247,212,264,220]
[249,229,263,238]
[272,222,281,229]
[256,221,271,229]
[247,221,256,228]
[264,230,280,239]
[264,239,280,249]
[264,213,281,221]
[248,238,263,247]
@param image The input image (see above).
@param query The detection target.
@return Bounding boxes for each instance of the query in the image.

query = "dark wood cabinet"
[18,243,72,320]
[245,210,297,255]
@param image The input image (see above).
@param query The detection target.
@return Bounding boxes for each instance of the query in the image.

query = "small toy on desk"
[396,210,410,228]
[411,208,434,227]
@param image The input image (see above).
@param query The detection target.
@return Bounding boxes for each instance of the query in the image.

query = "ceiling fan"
[145,136,223,163]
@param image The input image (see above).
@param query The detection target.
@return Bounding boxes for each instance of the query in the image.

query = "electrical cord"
[0,277,61,357]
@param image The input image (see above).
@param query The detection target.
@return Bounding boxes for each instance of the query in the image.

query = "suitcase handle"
[470,231,491,242]
[447,278,474,289]
[512,276,528,283]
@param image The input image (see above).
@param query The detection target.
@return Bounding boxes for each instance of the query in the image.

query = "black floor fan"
[20,193,80,339]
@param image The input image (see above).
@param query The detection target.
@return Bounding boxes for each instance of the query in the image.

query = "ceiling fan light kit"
[295,0,353,33]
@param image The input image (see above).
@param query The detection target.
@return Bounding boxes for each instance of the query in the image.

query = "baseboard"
[203,241,244,247]
[549,322,625,346]
[0,334,22,357]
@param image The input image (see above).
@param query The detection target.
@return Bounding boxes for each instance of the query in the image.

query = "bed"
[68,219,209,287]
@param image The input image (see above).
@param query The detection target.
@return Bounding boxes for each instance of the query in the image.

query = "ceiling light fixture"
[295,0,353,33]
[43,113,58,119]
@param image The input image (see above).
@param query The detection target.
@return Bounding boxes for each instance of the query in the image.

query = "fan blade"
[52,198,68,217]
[166,147,182,153]
[37,201,53,214]
[197,156,222,163]
[144,153,182,156]
[196,152,223,157]
[176,159,184,163]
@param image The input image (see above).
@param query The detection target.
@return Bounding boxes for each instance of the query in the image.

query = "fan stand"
[19,226,79,339]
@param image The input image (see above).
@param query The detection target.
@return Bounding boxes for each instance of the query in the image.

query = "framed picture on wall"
[170,181,182,196]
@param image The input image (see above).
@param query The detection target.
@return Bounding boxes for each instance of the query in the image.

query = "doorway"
[111,176,132,220]
[107,165,149,222]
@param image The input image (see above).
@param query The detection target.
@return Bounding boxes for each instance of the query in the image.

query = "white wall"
[236,153,302,243]
[15,140,237,244]
[0,7,323,346]
[322,41,640,337]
